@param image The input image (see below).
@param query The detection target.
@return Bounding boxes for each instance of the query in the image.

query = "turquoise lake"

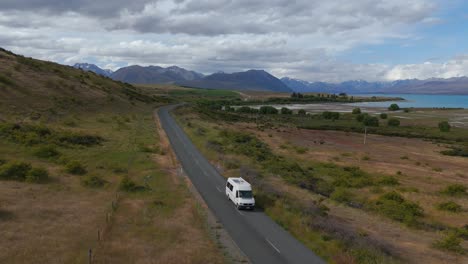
[350,94,468,109]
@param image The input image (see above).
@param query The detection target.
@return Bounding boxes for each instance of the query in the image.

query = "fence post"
[88,248,92,264]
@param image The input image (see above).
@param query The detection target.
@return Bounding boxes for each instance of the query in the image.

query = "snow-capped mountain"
[73,63,113,77]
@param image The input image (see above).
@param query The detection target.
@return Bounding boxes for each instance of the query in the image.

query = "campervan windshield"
[239,190,253,198]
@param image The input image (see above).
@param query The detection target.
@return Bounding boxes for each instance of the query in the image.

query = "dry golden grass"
[174,108,468,263]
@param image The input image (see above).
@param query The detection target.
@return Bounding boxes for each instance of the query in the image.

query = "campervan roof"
[229,177,251,188]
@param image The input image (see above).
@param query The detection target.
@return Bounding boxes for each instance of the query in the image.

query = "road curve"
[158,105,325,264]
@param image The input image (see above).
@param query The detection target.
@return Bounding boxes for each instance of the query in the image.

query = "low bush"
[0,161,48,183]
[380,113,388,119]
[387,118,400,127]
[363,116,379,127]
[433,232,464,254]
[280,107,293,115]
[259,106,278,114]
[371,191,423,225]
[352,108,361,114]
[65,161,87,175]
[33,145,61,159]
[81,175,107,188]
[331,188,354,203]
[441,184,466,196]
[0,161,32,181]
[437,201,462,213]
[119,177,146,192]
[26,167,49,183]
[438,121,451,132]
[298,109,306,115]
[378,176,399,186]
[356,113,369,122]
[441,147,468,157]
[322,111,340,120]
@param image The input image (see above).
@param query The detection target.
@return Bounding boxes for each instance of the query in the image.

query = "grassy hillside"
[0,49,225,263]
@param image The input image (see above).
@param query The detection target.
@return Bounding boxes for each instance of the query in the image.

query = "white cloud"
[385,57,468,80]
[1,0,463,82]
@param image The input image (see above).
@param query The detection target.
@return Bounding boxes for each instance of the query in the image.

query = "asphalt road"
[158,105,324,264]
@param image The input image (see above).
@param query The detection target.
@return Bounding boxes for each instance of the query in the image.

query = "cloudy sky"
[1,0,468,82]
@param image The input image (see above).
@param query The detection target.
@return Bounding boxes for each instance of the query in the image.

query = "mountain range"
[177,69,292,92]
[281,77,468,95]
[74,63,468,94]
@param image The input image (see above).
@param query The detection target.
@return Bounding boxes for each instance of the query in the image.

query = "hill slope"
[0,48,157,120]
[0,48,225,263]
[111,65,204,84]
[179,69,292,92]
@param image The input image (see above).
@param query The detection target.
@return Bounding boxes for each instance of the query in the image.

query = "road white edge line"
[266,238,281,254]
[236,208,244,216]
[216,186,222,193]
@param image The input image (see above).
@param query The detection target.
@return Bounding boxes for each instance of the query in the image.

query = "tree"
[298,109,306,115]
[352,108,361,114]
[281,107,293,115]
[291,92,297,98]
[297,93,304,98]
[259,106,278,114]
[388,104,400,111]
[363,116,379,127]
[380,113,388,119]
[438,121,451,132]
[387,118,400,127]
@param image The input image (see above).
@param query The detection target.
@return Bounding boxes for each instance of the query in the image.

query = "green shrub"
[433,232,464,254]
[65,161,87,175]
[81,175,107,188]
[259,106,278,114]
[33,145,61,159]
[237,106,254,113]
[352,108,361,114]
[380,113,388,119]
[0,159,6,166]
[378,176,399,186]
[441,147,468,157]
[57,132,102,146]
[387,118,400,127]
[438,121,451,132]
[298,109,306,115]
[294,146,308,154]
[437,201,462,212]
[388,104,400,111]
[330,188,354,203]
[280,107,293,115]
[0,161,32,181]
[322,111,340,120]
[356,113,369,122]
[441,184,466,196]
[26,167,49,183]
[371,191,423,225]
[363,116,379,127]
[119,177,146,192]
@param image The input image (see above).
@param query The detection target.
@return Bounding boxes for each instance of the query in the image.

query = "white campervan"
[226,177,255,210]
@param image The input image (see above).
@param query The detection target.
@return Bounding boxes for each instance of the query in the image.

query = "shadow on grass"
[0,209,14,221]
